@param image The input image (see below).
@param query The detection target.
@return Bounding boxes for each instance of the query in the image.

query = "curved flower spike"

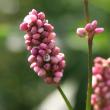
[20,9,66,84]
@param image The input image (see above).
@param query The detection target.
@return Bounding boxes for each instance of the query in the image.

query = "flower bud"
[95,28,104,34]
[76,28,86,37]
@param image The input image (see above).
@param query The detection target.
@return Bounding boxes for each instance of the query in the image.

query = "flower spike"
[20,9,66,84]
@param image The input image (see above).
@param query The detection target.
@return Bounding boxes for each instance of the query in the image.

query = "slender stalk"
[83,0,92,110]
[57,86,73,110]
[86,38,93,110]
[83,0,90,23]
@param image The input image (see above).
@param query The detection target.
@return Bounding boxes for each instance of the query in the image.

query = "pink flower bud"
[55,72,63,77]
[34,66,40,73]
[94,57,104,64]
[40,43,47,49]
[32,39,40,45]
[24,34,31,40]
[94,87,100,94]
[39,49,46,56]
[36,19,43,27]
[37,55,43,64]
[92,76,97,88]
[31,47,38,55]
[26,46,32,51]
[25,40,31,45]
[92,65,103,75]
[33,33,40,39]
[76,28,86,37]
[44,63,51,70]
[51,56,59,64]
[91,94,97,105]
[102,86,108,93]
[30,62,37,68]
[29,9,37,15]
[106,80,110,86]
[53,77,61,83]
[38,27,44,33]
[37,12,45,20]
[24,15,37,24]
[85,23,93,32]
[28,55,35,63]
[52,47,60,55]
[91,20,98,29]
[19,22,28,31]
[38,69,46,77]
[44,23,54,32]
[42,31,49,37]
[48,40,55,49]
[52,65,59,71]
[48,32,56,40]
[59,60,66,68]
[95,28,104,34]
[31,26,37,34]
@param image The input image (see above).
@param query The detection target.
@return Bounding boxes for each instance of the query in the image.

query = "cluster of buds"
[91,57,110,110]
[76,20,104,39]
[20,9,66,84]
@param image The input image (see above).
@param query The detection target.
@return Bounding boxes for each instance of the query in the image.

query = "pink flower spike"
[95,28,104,34]
[76,28,86,37]
[20,9,66,84]
[92,57,110,110]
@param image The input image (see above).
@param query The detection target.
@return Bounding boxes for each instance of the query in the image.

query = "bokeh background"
[0,0,110,110]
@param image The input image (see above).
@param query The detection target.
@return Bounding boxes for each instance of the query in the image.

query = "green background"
[0,0,110,110]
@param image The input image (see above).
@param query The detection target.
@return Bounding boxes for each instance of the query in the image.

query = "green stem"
[86,38,93,110]
[57,86,73,110]
[83,0,90,23]
[83,0,92,109]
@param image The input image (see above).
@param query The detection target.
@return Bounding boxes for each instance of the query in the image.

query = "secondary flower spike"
[20,9,66,84]
[76,20,104,38]
[91,57,110,110]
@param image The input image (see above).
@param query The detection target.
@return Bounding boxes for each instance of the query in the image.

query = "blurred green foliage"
[0,0,110,110]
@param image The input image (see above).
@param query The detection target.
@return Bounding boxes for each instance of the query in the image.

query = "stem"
[83,0,92,109]
[57,86,73,110]
[83,0,90,23]
[86,38,93,110]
